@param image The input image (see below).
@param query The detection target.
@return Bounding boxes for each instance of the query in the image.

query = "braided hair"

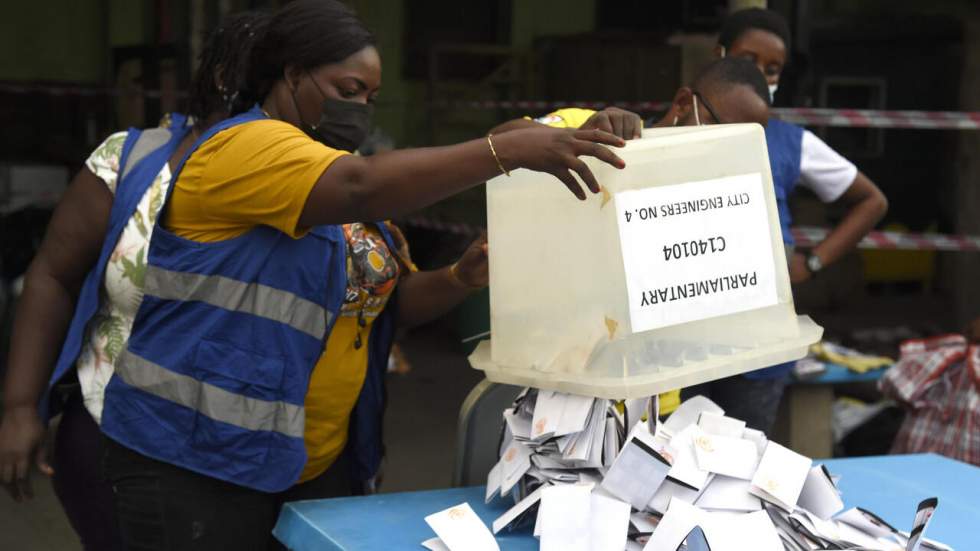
[188,10,270,122]
[244,0,375,107]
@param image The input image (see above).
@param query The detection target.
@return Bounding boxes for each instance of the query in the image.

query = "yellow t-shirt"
[165,119,411,483]
[535,108,681,415]
[531,107,597,129]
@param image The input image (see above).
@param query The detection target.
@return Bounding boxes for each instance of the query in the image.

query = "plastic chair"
[452,378,523,487]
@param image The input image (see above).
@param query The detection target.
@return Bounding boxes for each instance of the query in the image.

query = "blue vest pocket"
[193,339,286,394]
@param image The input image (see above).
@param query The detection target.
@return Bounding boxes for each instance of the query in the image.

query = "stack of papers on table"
[422,391,952,551]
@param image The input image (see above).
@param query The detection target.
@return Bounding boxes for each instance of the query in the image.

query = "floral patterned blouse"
[76,131,172,423]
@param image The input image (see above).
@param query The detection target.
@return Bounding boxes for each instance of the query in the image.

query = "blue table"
[274,454,977,550]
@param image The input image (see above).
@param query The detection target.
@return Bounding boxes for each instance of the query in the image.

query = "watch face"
[807,254,822,272]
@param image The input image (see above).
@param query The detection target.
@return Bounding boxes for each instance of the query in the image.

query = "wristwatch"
[805,253,823,274]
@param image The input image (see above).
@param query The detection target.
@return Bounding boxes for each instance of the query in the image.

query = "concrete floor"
[0,322,482,550]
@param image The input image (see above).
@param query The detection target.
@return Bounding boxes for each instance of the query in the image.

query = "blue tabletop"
[274,454,979,550]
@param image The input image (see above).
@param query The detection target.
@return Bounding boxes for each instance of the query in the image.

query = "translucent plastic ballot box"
[469,123,823,399]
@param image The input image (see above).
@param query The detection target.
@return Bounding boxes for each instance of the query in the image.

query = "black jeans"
[682,374,789,433]
[103,437,353,551]
[52,390,124,551]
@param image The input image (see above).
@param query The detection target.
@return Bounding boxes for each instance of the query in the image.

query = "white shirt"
[798,130,858,203]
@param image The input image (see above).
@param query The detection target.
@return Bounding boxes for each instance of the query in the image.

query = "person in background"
[3,1,626,549]
[491,56,774,417]
[0,12,269,550]
[687,7,888,431]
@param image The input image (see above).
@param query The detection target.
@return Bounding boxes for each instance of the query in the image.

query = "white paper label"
[615,173,778,332]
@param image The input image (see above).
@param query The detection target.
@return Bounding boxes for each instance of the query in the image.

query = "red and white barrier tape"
[402,217,980,252]
[0,82,183,99]
[791,227,980,251]
[443,101,980,129]
[772,108,980,130]
[3,81,977,130]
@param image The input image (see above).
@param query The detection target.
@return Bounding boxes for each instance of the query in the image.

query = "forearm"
[489,118,539,135]
[812,178,888,267]
[3,268,78,410]
[305,135,511,227]
[396,268,478,328]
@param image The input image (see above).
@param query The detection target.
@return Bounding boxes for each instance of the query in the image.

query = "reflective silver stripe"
[115,349,305,438]
[144,265,329,339]
[120,128,172,182]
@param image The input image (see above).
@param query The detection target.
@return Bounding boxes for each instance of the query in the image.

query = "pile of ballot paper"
[422,390,950,551]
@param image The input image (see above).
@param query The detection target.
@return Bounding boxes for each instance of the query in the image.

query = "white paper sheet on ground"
[908,498,939,551]
[697,411,746,438]
[504,408,532,440]
[590,493,631,551]
[586,402,608,468]
[695,475,762,512]
[536,469,580,483]
[539,484,592,551]
[835,520,899,550]
[424,502,500,551]
[603,417,620,468]
[693,433,760,480]
[742,428,768,457]
[647,394,661,436]
[530,390,563,440]
[555,394,596,437]
[703,509,784,551]
[797,464,844,520]
[749,442,812,512]
[625,397,650,435]
[662,395,723,438]
[532,454,580,471]
[666,425,712,491]
[421,537,451,551]
[485,462,503,503]
[647,477,709,514]
[795,510,842,542]
[564,401,605,462]
[601,429,672,509]
[642,498,704,551]
[836,507,900,539]
[630,511,661,533]
[499,440,532,494]
[492,486,545,534]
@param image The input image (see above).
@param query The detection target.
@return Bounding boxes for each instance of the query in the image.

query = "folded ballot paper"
[419,390,953,551]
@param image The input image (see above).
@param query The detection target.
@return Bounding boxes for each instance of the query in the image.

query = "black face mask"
[292,73,373,152]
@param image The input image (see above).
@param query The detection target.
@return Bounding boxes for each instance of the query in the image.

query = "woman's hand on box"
[494,127,626,201]
[451,234,489,290]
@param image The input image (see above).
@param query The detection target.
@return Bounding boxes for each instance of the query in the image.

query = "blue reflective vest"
[764,117,804,246]
[94,107,395,492]
[42,115,193,420]
[743,117,806,381]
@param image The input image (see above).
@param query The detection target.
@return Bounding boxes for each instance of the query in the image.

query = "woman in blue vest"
[687,8,889,431]
[0,12,275,549]
[0,12,269,550]
[3,1,627,549]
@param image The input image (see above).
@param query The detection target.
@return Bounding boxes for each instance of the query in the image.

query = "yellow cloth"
[532,107,598,129]
[810,342,894,374]
[534,106,683,413]
[166,119,400,483]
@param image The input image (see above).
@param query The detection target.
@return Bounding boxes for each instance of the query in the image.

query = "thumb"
[35,444,53,477]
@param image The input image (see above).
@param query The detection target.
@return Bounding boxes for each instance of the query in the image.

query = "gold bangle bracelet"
[487,133,510,177]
